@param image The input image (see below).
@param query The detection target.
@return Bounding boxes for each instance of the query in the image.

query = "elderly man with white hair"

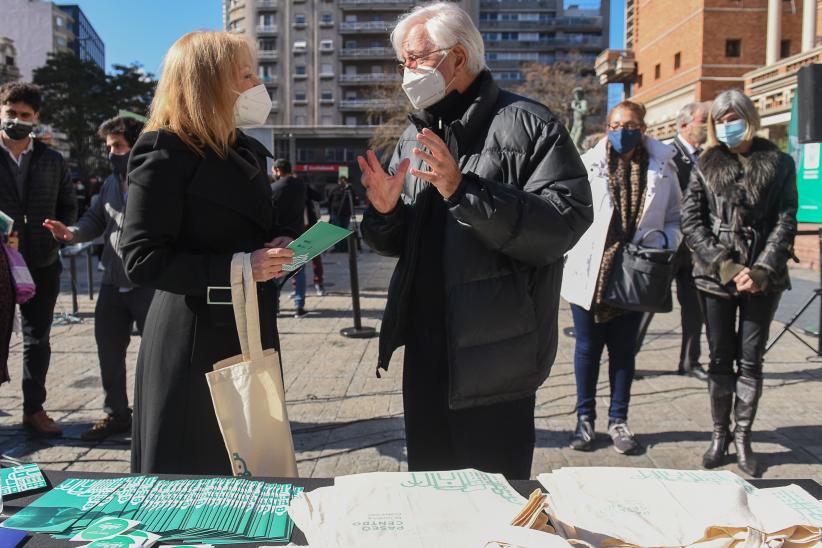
[359,2,592,479]
[635,101,710,381]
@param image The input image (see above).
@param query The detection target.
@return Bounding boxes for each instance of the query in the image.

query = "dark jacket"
[328,183,353,221]
[270,174,307,236]
[306,185,323,226]
[681,137,797,297]
[671,134,699,191]
[0,139,76,268]
[362,71,593,410]
[69,173,132,288]
[121,129,287,475]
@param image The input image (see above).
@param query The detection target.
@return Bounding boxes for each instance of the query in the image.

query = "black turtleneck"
[406,75,482,361]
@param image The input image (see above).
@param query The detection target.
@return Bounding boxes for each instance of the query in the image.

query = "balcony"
[484,36,603,50]
[480,16,602,31]
[256,25,278,35]
[339,99,394,111]
[293,72,308,80]
[228,1,246,12]
[339,21,394,34]
[258,49,279,60]
[744,45,822,117]
[339,0,415,10]
[480,0,555,8]
[319,19,335,28]
[339,73,401,84]
[292,21,307,30]
[256,0,278,7]
[339,47,395,59]
[594,48,636,85]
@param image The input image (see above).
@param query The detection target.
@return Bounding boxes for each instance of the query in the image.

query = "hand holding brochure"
[282,221,353,272]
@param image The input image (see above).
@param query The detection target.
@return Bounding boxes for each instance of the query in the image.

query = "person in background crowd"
[634,102,709,381]
[0,82,76,437]
[43,116,153,442]
[270,158,309,317]
[360,2,592,479]
[682,89,797,477]
[328,176,353,252]
[306,183,325,296]
[120,31,297,474]
[562,100,681,455]
[1,227,14,385]
[71,177,88,217]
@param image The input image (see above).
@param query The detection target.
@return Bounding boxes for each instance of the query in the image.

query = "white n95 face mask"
[401,50,454,110]
[234,84,273,127]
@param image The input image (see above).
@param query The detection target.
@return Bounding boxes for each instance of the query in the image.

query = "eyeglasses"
[396,48,450,74]
[608,122,643,131]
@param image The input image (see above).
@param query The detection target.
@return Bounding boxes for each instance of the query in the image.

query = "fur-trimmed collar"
[697,137,781,205]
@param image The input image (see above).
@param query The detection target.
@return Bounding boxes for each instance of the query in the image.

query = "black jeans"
[20,261,62,415]
[402,338,536,480]
[95,284,154,418]
[699,291,781,379]
[636,247,704,368]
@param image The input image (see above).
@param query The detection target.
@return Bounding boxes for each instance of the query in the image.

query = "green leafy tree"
[33,52,156,176]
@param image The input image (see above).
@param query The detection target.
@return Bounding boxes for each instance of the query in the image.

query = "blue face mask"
[607,128,643,155]
[715,119,747,148]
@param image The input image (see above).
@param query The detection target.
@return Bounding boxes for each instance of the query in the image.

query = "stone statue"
[568,87,588,153]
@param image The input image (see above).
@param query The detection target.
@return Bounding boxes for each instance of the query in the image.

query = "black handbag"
[603,229,676,313]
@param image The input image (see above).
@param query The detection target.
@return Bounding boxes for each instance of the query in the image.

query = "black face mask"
[1,118,34,141]
[109,152,129,178]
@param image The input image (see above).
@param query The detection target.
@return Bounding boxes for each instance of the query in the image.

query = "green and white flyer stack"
[1,476,299,544]
[0,464,48,498]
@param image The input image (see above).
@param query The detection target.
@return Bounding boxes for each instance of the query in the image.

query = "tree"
[514,54,606,142]
[366,82,410,163]
[33,52,156,176]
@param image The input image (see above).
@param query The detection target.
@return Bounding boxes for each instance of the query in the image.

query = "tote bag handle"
[230,253,265,363]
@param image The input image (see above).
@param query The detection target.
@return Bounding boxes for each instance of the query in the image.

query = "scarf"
[593,142,649,323]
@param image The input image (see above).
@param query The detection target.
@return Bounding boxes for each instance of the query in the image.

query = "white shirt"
[676,134,699,162]
[0,136,33,166]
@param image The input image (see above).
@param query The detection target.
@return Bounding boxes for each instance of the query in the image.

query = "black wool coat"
[121,129,291,475]
[682,137,798,297]
[362,71,593,410]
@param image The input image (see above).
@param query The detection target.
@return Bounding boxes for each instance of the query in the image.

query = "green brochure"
[283,221,354,272]
[0,464,47,497]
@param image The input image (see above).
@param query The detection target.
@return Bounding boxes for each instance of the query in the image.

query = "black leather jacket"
[681,137,797,297]
[362,71,593,410]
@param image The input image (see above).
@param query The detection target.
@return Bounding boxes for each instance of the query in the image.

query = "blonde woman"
[120,31,296,474]
[682,89,797,476]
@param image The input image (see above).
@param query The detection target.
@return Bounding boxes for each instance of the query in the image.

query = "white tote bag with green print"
[206,253,298,478]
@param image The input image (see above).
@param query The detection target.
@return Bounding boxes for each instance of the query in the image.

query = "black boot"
[734,375,763,477]
[703,373,735,469]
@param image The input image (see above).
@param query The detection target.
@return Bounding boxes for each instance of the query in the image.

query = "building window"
[294,91,307,102]
[637,73,643,87]
[654,63,661,79]
[320,39,334,52]
[321,115,333,125]
[345,116,358,126]
[780,39,791,59]
[294,13,306,25]
[321,12,333,25]
[725,39,741,58]
[295,115,306,125]
[295,65,306,75]
[55,16,64,27]
[321,90,333,101]
[674,52,681,69]
[259,14,275,27]
[320,63,333,76]
[293,40,307,53]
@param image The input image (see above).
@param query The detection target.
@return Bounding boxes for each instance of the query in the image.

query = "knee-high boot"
[734,373,763,477]
[703,372,735,469]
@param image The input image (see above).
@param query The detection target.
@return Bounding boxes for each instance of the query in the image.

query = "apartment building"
[0,0,104,81]
[0,37,21,85]
[224,0,606,186]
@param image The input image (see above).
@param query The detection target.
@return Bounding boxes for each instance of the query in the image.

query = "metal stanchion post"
[340,232,376,339]
[69,255,79,315]
[86,246,94,300]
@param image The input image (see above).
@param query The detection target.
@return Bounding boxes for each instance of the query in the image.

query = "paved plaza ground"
[2,241,821,483]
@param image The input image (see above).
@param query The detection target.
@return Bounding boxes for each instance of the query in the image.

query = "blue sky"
[70,0,222,76]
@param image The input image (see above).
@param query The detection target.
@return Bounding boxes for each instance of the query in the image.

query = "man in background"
[0,82,76,436]
[270,158,308,317]
[635,102,709,381]
[328,176,354,252]
[44,116,154,441]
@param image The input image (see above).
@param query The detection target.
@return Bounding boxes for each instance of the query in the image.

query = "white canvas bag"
[206,253,298,477]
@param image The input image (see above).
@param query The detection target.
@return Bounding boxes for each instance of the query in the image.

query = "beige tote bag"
[206,253,298,478]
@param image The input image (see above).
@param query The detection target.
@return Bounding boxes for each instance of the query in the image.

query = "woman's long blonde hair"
[145,31,254,157]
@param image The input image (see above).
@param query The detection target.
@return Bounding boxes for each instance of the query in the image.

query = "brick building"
[597,0,821,139]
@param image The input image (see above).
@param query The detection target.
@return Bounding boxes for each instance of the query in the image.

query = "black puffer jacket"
[681,137,797,297]
[362,71,592,410]
[0,140,76,269]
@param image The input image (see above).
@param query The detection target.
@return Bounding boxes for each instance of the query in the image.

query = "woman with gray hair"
[681,89,797,476]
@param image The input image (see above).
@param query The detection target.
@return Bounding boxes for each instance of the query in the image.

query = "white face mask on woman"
[401,50,456,110]
[234,84,273,127]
